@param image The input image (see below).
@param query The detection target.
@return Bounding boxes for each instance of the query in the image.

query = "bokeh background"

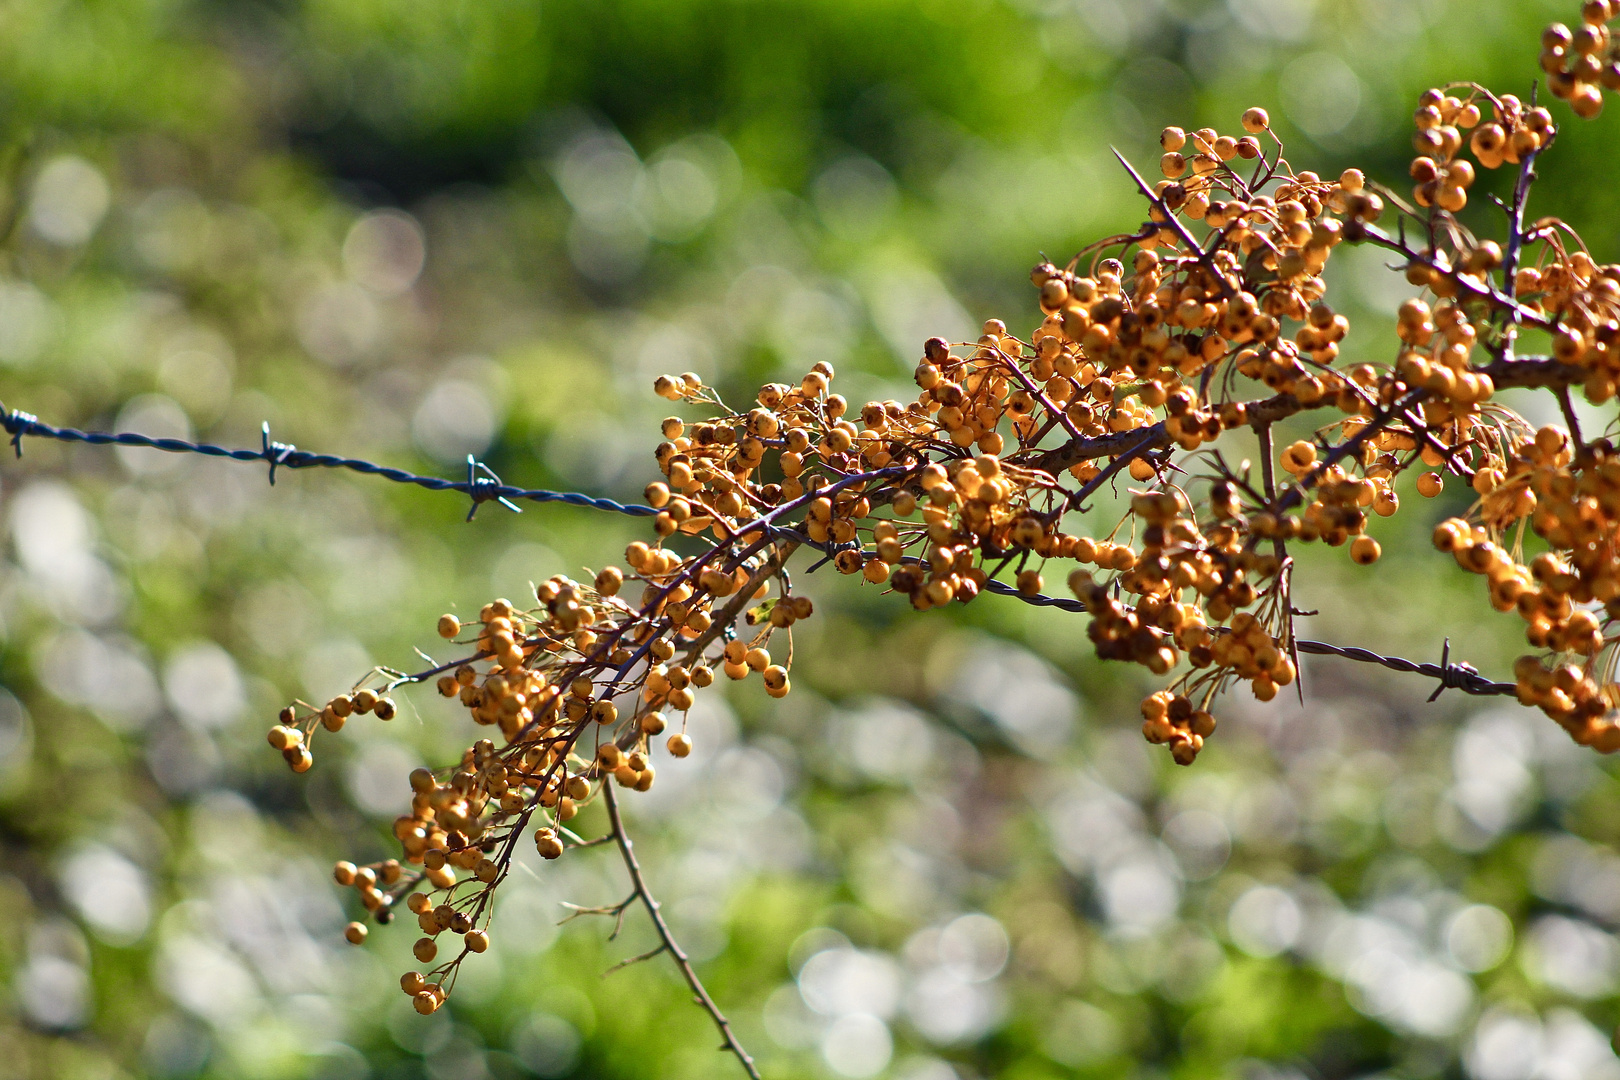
[0,1,1618,1078]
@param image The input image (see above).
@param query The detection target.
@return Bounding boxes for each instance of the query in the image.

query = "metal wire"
[975,579,1515,697]
[1292,638,1516,699]
[0,402,1517,700]
[0,405,659,519]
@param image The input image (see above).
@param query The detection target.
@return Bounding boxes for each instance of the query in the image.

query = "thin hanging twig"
[601,782,762,1080]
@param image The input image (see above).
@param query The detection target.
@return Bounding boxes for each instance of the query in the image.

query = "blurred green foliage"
[0,1,1618,1079]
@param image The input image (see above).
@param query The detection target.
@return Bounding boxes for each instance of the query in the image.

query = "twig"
[1272,388,1427,516]
[1558,386,1584,452]
[993,346,1089,447]
[1498,146,1542,363]
[602,783,762,1080]
[1110,148,1237,298]
[1356,224,1548,329]
[559,893,636,939]
[1044,426,1162,524]
[602,943,668,976]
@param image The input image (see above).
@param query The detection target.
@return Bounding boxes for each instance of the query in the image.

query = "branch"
[1478,354,1584,390]
[602,783,762,1080]
[1027,389,1296,478]
[602,943,668,976]
[1355,224,1549,329]
[1044,425,1163,523]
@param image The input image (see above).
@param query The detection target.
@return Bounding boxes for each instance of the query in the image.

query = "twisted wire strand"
[0,405,659,519]
[975,578,1516,697]
[0,403,1516,699]
[1291,639,1516,698]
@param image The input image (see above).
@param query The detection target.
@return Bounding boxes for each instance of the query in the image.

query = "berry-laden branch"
[9,5,1620,1073]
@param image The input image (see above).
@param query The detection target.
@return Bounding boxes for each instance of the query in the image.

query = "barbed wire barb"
[7,406,36,458]
[464,454,524,521]
[261,422,295,485]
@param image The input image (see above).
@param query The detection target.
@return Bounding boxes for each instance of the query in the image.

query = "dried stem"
[602,782,762,1080]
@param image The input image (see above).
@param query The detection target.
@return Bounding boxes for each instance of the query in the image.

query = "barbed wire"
[0,403,1520,702]
[979,579,1515,698]
[0,405,659,521]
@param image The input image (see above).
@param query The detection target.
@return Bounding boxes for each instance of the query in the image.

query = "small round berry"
[437,614,461,639]
[413,991,439,1015]
[344,922,368,945]
[413,937,438,964]
[464,930,489,953]
[1282,440,1317,473]
[1350,536,1381,565]
[1417,472,1444,497]
[667,733,693,758]
[1242,107,1270,133]
[595,567,624,596]
[267,725,302,751]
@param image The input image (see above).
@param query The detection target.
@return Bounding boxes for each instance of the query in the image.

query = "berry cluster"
[264,4,1620,1032]
[1543,1,1620,117]
[271,462,819,1009]
[267,689,396,773]
[1434,424,1620,743]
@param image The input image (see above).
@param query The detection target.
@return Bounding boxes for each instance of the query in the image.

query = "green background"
[0,0,1614,1078]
